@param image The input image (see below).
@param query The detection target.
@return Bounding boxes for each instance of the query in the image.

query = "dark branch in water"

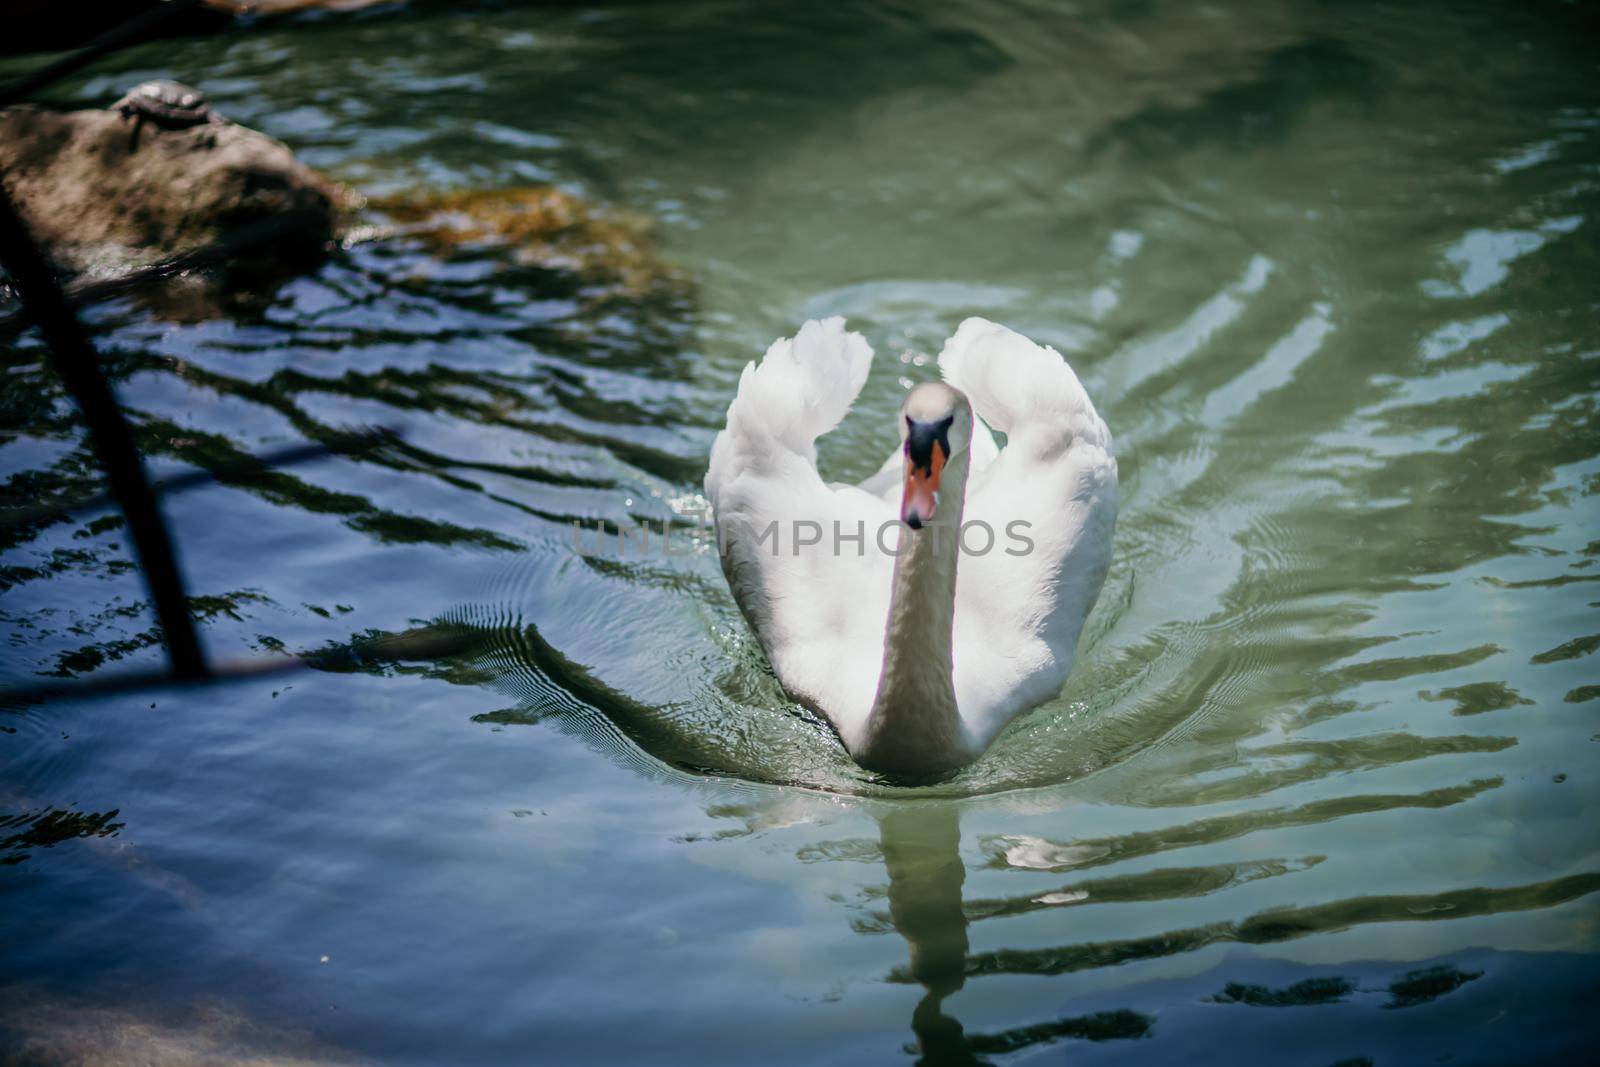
[1,655,301,707]
[0,179,206,679]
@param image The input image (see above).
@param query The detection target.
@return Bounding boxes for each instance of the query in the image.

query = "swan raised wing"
[938,318,1119,748]
[705,318,895,744]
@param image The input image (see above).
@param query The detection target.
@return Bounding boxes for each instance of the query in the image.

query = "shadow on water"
[1084,38,1380,159]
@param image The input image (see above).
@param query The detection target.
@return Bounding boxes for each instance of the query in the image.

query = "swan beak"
[902,439,946,530]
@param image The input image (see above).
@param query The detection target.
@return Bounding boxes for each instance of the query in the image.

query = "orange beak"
[901,442,945,529]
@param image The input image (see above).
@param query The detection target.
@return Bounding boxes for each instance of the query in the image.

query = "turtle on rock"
[114,80,221,146]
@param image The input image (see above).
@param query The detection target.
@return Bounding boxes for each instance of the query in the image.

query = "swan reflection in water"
[877,806,975,1064]
[874,806,1150,1064]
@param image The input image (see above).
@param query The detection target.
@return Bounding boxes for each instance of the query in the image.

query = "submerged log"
[366,185,689,303]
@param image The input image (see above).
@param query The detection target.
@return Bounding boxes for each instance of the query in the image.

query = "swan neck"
[855,452,970,777]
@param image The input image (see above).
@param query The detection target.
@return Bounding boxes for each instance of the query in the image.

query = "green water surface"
[2,2,1598,1063]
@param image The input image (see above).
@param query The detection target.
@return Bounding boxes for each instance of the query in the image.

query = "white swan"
[705,317,1117,778]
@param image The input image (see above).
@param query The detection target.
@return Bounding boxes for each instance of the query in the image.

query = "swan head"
[899,382,971,530]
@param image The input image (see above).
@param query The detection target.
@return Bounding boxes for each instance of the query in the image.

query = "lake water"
[3,1,1598,1063]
